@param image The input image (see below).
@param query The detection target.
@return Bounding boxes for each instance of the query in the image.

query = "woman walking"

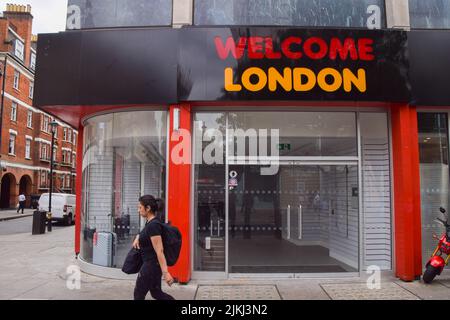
[132,195,175,300]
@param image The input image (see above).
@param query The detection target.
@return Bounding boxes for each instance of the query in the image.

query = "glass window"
[10,102,17,121]
[9,134,15,155]
[40,171,47,187]
[66,0,173,30]
[418,113,450,268]
[409,0,450,29]
[29,82,34,99]
[43,116,49,133]
[30,52,36,70]
[25,139,31,159]
[81,110,167,268]
[27,111,33,128]
[15,40,24,61]
[360,113,392,270]
[228,112,357,157]
[195,0,385,29]
[13,70,19,90]
[193,113,226,272]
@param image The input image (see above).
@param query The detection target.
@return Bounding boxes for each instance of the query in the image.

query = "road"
[0,216,68,235]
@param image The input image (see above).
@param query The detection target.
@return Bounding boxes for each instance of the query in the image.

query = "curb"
[0,214,34,222]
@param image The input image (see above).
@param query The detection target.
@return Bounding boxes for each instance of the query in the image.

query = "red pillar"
[168,104,192,283]
[391,104,422,281]
[75,125,84,256]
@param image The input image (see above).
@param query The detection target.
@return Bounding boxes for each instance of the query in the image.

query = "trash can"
[32,211,47,235]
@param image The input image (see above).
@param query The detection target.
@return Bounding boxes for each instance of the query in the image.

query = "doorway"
[227,164,359,274]
[1,174,16,209]
[193,111,392,277]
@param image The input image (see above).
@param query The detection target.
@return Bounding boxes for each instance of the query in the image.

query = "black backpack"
[158,221,182,267]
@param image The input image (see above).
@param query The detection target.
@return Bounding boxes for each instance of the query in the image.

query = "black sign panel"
[35,28,178,107]
[178,28,410,102]
[34,27,420,108]
[409,30,450,106]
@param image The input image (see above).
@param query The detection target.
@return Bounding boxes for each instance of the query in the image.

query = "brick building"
[0,4,77,209]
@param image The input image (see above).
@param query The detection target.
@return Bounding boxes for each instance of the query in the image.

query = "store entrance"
[193,111,393,277]
[228,163,359,274]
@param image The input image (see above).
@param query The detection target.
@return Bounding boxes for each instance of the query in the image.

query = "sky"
[0,0,68,34]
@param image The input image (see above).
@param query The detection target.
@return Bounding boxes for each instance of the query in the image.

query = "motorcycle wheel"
[423,265,439,284]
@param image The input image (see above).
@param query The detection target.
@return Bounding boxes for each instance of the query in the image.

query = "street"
[1,216,450,300]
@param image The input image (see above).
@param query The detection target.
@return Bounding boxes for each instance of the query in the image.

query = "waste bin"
[32,211,47,235]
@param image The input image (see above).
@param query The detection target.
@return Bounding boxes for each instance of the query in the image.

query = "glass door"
[228,163,359,274]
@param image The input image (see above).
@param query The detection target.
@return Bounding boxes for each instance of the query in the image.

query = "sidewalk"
[1,225,450,300]
[0,209,34,222]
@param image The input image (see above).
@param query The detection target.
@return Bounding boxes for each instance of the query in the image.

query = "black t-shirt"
[139,218,163,262]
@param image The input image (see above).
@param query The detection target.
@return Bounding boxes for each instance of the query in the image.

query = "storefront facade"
[34,22,450,283]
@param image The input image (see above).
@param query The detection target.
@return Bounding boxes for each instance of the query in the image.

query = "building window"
[410,0,450,29]
[40,171,47,188]
[27,110,33,128]
[10,102,17,121]
[194,0,385,29]
[29,82,34,99]
[418,113,450,269]
[13,70,20,90]
[8,134,16,155]
[40,143,49,160]
[42,116,49,133]
[15,39,24,61]
[61,175,65,189]
[81,110,167,268]
[63,128,67,141]
[68,129,72,143]
[66,0,173,29]
[73,132,77,145]
[30,52,36,70]
[72,153,76,168]
[25,138,31,159]
[53,147,57,162]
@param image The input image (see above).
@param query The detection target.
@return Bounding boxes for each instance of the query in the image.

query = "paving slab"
[320,282,420,300]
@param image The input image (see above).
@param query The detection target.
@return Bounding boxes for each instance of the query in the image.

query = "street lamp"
[48,121,58,232]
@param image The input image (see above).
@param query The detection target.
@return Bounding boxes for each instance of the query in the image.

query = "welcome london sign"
[178,28,410,102]
[34,27,411,107]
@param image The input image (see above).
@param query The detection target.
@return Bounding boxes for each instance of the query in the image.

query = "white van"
[38,193,76,226]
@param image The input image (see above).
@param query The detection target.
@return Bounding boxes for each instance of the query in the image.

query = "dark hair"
[139,195,164,215]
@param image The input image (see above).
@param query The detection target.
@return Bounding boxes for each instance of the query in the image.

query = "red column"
[75,125,84,256]
[391,104,422,281]
[168,104,192,283]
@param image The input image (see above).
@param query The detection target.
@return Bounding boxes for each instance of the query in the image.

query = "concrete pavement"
[1,224,450,300]
[0,209,34,222]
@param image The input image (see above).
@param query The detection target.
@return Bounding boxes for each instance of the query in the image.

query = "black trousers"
[17,201,25,214]
[134,260,175,301]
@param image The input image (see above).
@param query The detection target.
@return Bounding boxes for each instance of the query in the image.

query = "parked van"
[38,193,76,226]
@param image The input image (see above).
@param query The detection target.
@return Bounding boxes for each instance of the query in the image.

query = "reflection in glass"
[360,113,392,270]
[228,112,357,157]
[418,113,450,268]
[195,0,385,28]
[81,111,167,268]
[228,164,359,273]
[193,113,227,272]
[409,0,450,29]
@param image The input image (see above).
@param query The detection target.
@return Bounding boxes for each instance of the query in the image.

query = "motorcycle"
[423,207,450,283]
